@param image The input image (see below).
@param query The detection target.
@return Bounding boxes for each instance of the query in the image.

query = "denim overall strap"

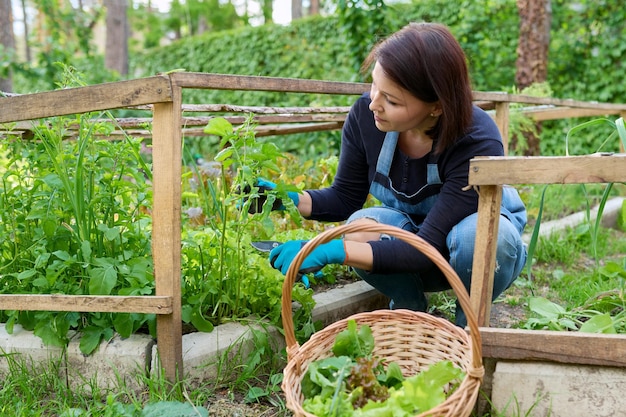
[369,131,442,216]
[374,131,398,177]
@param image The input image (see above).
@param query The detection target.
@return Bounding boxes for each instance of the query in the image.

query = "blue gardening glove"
[269,239,346,276]
[244,178,300,214]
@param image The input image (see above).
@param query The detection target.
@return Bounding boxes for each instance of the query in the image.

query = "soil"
[206,393,283,417]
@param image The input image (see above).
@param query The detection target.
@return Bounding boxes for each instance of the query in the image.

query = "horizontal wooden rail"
[469,154,626,185]
[76,122,344,139]
[518,105,625,121]
[2,75,625,126]
[171,72,369,95]
[480,327,626,368]
[473,91,626,111]
[0,294,173,314]
[178,104,353,114]
[170,73,626,113]
[0,76,173,123]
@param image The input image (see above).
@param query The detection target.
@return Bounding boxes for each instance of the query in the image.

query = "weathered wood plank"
[171,72,370,95]
[24,121,346,141]
[494,102,510,154]
[0,76,172,123]
[473,91,626,111]
[470,185,502,326]
[180,104,352,114]
[119,113,346,127]
[152,87,184,381]
[521,106,623,121]
[469,154,626,185]
[2,114,347,142]
[480,327,626,367]
[182,122,344,137]
[0,295,172,314]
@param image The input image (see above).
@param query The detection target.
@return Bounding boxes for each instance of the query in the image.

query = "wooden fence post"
[495,102,510,155]
[152,82,184,381]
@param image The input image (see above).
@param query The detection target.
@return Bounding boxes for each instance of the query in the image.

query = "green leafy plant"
[301,320,464,417]
[506,83,553,156]
[0,106,331,354]
[177,115,320,335]
[212,324,287,408]
[523,297,580,331]
[0,112,155,353]
[524,288,626,334]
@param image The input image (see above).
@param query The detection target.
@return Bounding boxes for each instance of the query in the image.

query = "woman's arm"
[344,240,375,271]
[295,191,312,218]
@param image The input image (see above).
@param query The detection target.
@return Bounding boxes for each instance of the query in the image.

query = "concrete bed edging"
[0,280,387,387]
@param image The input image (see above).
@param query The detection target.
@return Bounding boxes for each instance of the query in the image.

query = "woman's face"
[368,62,438,133]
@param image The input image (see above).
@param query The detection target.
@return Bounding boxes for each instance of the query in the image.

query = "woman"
[268,22,527,327]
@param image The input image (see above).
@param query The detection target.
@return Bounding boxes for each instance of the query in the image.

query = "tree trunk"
[104,0,129,76]
[0,0,15,93]
[516,0,550,88]
[309,0,320,15]
[291,0,302,20]
[516,0,551,155]
[20,0,31,62]
[262,0,273,23]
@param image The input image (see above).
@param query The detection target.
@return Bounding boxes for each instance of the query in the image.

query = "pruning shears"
[250,240,283,253]
[250,240,318,288]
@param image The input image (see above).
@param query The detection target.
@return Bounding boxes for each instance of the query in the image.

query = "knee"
[495,219,525,259]
[447,214,525,286]
[493,220,527,292]
[446,214,477,275]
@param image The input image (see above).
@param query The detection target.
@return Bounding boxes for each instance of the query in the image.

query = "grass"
[0,353,139,416]
[526,183,626,293]
[0,349,289,416]
[523,225,626,302]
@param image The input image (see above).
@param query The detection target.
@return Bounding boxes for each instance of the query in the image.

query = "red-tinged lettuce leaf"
[354,361,464,417]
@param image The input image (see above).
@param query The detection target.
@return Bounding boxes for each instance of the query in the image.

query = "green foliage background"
[130,0,625,107]
[126,0,625,156]
[8,0,625,156]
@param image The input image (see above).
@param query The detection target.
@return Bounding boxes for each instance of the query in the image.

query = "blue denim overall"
[347,131,527,326]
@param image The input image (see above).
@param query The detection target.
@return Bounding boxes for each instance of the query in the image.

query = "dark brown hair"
[362,22,474,154]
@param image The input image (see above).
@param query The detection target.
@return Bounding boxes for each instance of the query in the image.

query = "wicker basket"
[281,222,484,417]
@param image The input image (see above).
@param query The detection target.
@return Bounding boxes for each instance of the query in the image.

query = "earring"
[430,112,435,117]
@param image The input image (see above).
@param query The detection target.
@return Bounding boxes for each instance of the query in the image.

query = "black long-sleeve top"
[306,93,504,273]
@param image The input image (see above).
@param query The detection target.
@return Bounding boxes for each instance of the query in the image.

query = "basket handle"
[281,222,483,370]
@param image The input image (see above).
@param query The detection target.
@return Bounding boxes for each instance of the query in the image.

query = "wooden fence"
[1,73,626,381]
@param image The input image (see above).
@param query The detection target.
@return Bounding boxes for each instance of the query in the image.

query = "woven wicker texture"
[281,222,484,417]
